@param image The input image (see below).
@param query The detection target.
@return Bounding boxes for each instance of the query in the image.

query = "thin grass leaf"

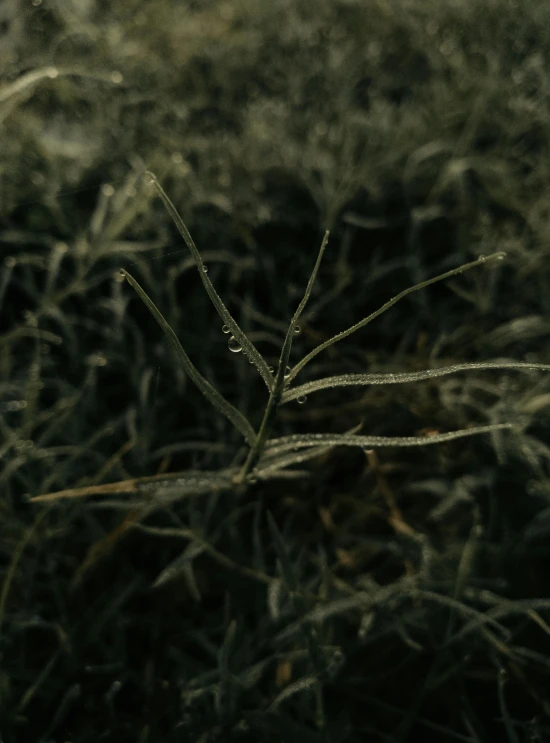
[268,675,318,711]
[254,445,335,478]
[30,468,235,503]
[267,513,327,680]
[267,512,299,593]
[121,268,256,445]
[152,541,206,589]
[0,512,47,641]
[216,619,238,722]
[264,424,514,456]
[144,171,274,390]
[276,230,329,390]
[282,361,550,404]
[497,666,521,743]
[286,251,507,384]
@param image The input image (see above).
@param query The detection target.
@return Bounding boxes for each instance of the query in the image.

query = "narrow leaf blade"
[282,360,550,403]
[121,268,256,445]
[144,172,274,390]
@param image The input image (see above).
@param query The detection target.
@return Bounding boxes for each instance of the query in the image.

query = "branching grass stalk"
[30,178,550,508]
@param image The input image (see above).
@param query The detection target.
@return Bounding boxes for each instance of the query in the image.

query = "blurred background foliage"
[1,0,550,740]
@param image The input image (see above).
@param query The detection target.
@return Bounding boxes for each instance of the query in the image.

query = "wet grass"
[2,1,550,741]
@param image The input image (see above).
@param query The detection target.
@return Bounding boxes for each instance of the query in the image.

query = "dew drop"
[284,365,291,379]
[222,324,230,334]
[248,356,254,363]
[119,269,126,278]
[268,366,275,373]
[228,336,242,353]
[478,254,486,262]
[101,183,115,197]
[202,265,208,273]
[294,325,301,335]
[297,395,307,404]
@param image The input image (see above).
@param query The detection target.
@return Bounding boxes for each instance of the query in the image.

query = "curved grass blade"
[282,360,550,403]
[265,424,514,455]
[286,251,507,384]
[254,445,335,478]
[144,171,274,391]
[121,268,257,446]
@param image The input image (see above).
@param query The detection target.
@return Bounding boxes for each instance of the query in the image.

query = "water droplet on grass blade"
[228,336,242,353]
[222,324,230,334]
[294,325,301,335]
[297,395,307,404]
[284,366,291,378]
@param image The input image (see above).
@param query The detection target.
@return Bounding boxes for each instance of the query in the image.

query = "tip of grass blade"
[479,251,507,265]
[144,170,158,185]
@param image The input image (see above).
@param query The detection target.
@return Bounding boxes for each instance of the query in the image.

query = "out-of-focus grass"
[2,0,550,741]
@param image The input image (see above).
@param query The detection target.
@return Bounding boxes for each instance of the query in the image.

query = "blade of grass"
[281,360,550,403]
[30,468,235,503]
[264,424,514,455]
[0,511,47,642]
[144,171,274,391]
[121,268,256,446]
[277,230,330,391]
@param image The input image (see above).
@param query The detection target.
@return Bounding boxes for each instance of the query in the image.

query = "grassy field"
[2,0,550,740]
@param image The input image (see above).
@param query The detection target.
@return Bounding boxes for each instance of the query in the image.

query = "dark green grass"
[2,1,550,741]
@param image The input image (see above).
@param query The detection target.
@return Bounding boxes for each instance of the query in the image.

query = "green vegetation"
[2,1,550,741]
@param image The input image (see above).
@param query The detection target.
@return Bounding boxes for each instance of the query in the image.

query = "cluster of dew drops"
[222,324,307,403]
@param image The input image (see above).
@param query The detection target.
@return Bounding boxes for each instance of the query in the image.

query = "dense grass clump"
[2,1,550,741]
